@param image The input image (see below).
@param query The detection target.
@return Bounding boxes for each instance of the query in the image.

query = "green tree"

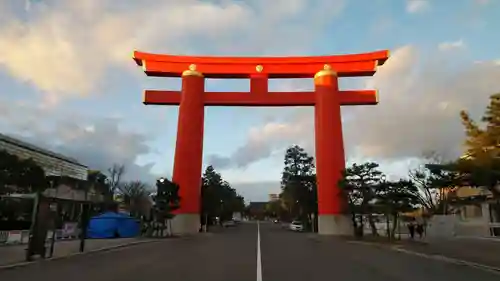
[242,204,251,219]
[280,145,317,230]
[201,165,245,229]
[218,181,240,220]
[87,170,112,200]
[339,162,385,237]
[0,150,47,195]
[422,162,468,215]
[457,93,500,196]
[227,194,245,216]
[0,150,18,195]
[201,165,223,226]
[428,93,500,220]
[154,177,181,236]
[376,179,420,239]
[264,200,283,218]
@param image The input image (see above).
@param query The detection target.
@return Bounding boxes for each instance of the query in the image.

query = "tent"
[87,212,140,238]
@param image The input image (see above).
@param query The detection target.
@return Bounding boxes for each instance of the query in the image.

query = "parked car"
[289,221,304,232]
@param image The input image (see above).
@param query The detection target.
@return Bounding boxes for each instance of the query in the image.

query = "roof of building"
[0,133,87,168]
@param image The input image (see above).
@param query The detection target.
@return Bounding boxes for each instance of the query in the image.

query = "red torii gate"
[133,50,389,235]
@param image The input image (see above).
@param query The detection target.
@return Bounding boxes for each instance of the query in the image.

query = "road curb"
[391,246,500,275]
[454,236,500,242]
[0,239,159,271]
[345,240,400,248]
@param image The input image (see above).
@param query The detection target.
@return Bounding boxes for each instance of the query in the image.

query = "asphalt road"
[397,236,500,269]
[1,221,499,281]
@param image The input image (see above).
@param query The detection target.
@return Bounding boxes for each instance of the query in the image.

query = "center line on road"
[256,221,263,281]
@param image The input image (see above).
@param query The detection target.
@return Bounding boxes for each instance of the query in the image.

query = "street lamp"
[381,174,387,182]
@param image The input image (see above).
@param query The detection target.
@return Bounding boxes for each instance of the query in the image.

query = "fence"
[1,222,168,246]
[0,228,81,246]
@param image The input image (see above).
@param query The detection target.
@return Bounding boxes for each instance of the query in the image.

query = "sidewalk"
[0,237,154,267]
[394,237,500,269]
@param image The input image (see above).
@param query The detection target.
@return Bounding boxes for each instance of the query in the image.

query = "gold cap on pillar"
[314,64,337,79]
[182,64,204,77]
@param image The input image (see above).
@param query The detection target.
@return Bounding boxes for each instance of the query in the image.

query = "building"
[0,133,88,180]
[248,201,268,219]
[448,186,499,237]
[268,193,279,201]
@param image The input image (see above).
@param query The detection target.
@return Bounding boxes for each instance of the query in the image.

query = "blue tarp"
[87,212,140,239]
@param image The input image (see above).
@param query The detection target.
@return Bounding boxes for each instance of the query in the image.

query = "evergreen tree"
[427,93,500,222]
[375,179,420,239]
[338,162,385,236]
[280,145,317,229]
[454,93,500,222]
[457,93,500,197]
[201,165,224,226]
[0,150,48,195]
[200,165,246,229]
[154,177,181,236]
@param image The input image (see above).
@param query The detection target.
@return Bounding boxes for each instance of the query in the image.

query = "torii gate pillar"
[314,67,351,235]
[170,69,205,234]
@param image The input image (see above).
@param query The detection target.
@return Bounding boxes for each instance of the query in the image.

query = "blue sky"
[0,0,499,201]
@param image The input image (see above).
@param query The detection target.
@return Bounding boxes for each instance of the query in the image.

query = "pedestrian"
[407,218,416,239]
[416,218,424,239]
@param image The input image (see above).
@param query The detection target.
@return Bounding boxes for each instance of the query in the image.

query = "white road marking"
[346,240,500,275]
[392,246,500,275]
[256,221,263,281]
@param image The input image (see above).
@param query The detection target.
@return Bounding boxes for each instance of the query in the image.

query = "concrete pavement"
[0,237,156,267]
[1,221,499,281]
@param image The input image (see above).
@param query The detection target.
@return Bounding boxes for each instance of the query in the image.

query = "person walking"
[407,218,416,239]
[416,217,425,239]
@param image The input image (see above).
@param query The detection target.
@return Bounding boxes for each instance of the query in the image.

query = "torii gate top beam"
[133,50,389,79]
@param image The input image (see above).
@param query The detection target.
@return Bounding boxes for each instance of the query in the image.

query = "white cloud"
[0,0,347,197]
[0,0,345,104]
[208,113,314,169]
[0,100,158,183]
[211,45,500,168]
[438,39,466,51]
[406,0,430,13]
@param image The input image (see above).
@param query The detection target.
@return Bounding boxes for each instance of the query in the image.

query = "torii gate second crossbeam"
[133,50,389,235]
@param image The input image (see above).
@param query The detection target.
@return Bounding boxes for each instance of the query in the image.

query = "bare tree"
[108,164,125,196]
[408,150,450,214]
[117,181,151,217]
